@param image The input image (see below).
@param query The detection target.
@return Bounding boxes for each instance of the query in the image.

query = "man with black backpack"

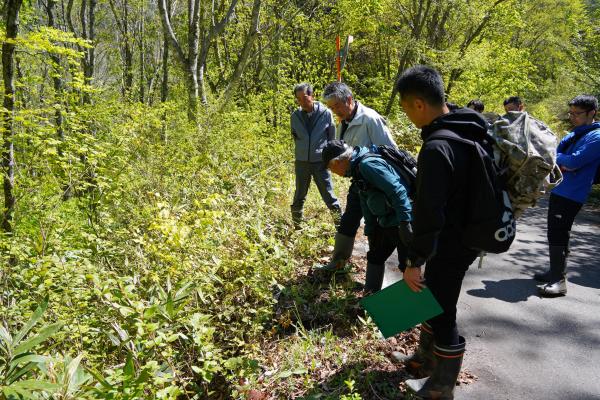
[536,95,600,296]
[321,140,413,293]
[394,65,492,400]
[317,82,398,272]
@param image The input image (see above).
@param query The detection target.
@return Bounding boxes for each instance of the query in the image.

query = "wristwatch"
[406,258,424,269]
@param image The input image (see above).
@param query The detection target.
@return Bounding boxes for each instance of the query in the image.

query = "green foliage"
[0,297,61,399]
[2,0,600,398]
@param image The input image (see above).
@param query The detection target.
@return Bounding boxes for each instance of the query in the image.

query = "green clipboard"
[359,280,443,338]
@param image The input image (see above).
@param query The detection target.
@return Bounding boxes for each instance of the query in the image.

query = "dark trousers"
[338,182,363,237]
[366,225,408,269]
[425,250,478,346]
[547,193,583,249]
[291,161,340,212]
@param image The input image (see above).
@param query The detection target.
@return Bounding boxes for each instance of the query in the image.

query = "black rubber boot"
[290,206,303,230]
[392,322,435,377]
[534,245,567,282]
[364,262,385,294]
[318,233,355,272]
[539,246,568,297]
[405,336,466,400]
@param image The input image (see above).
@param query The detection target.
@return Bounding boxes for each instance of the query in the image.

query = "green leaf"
[9,353,48,368]
[0,326,13,348]
[14,296,49,345]
[11,378,60,391]
[277,370,292,379]
[65,354,84,394]
[6,361,38,384]
[13,323,61,355]
[85,366,113,390]
[2,386,30,399]
[165,292,175,319]
[123,354,135,378]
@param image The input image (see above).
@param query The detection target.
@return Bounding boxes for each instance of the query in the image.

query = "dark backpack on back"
[354,145,418,198]
[428,130,516,254]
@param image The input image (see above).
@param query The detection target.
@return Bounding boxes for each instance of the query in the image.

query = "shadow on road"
[466,278,540,303]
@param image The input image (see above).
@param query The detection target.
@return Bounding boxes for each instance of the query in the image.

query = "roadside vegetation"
[2,0,600,398]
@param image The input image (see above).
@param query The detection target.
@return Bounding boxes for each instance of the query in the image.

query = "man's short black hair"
[503,96,522,107]
[568,95,598,111]
[395,65,446,106]
[446,102,460,111]
[466,99,484,113]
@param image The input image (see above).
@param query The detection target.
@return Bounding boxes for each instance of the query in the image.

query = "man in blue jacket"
[319,82,397,271]
[290,83,341,228]
[322,140,413,292]
[536,95,600,296]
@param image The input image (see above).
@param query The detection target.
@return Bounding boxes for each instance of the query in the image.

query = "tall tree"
[220,0,262,107]
[1,0,24,232]
[158,0,238,119]
[66,0,97,104]
[45,0,65,154]
[109,0,134,97]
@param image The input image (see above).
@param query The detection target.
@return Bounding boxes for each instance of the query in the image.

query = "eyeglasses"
[567,110,591,117]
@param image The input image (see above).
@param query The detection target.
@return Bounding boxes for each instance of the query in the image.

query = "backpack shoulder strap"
[427,129,476,146]
[352,152,380,177]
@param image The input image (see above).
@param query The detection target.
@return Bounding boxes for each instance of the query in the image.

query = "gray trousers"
[291,161,340,212]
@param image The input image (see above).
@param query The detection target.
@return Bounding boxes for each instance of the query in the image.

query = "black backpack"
[428,130,516,254]
[353,145,418,198]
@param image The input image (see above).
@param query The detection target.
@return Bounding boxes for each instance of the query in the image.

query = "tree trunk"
[384,48,415,115]
[80,0,97,104]
[220,0,261,107]
[46,0,65,155]
[123,0,133,96]
[139,0,145,103]
[160,0,171,142]
[1,0,24,233]
[157,0,200,121]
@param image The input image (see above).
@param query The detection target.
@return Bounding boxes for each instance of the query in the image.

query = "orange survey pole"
[336,35,341,82]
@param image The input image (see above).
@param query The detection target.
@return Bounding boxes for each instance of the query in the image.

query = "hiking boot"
[364,262,385,294]
[314,233,355,272]
[539,279,567,297]
[534,245,567,283]
[392,322,435,377]
[405,336,466,400]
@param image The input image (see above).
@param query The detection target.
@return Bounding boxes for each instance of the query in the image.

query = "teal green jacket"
[350,147,412,236]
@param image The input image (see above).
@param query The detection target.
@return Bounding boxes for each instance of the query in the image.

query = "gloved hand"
[398,221,413,246]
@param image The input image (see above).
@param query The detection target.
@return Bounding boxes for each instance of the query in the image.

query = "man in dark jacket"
[321,140,413,293]
[536,95,600,296]
[394,65,488,399]
[290,83,341,228]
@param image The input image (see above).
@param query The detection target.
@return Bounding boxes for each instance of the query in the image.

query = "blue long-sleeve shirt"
[552,122,600,203]
[350,147,412,236]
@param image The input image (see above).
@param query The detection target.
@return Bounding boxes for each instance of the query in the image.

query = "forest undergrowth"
[0,99,438,399]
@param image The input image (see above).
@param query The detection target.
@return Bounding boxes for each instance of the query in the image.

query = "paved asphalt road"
[373,198,600,400]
